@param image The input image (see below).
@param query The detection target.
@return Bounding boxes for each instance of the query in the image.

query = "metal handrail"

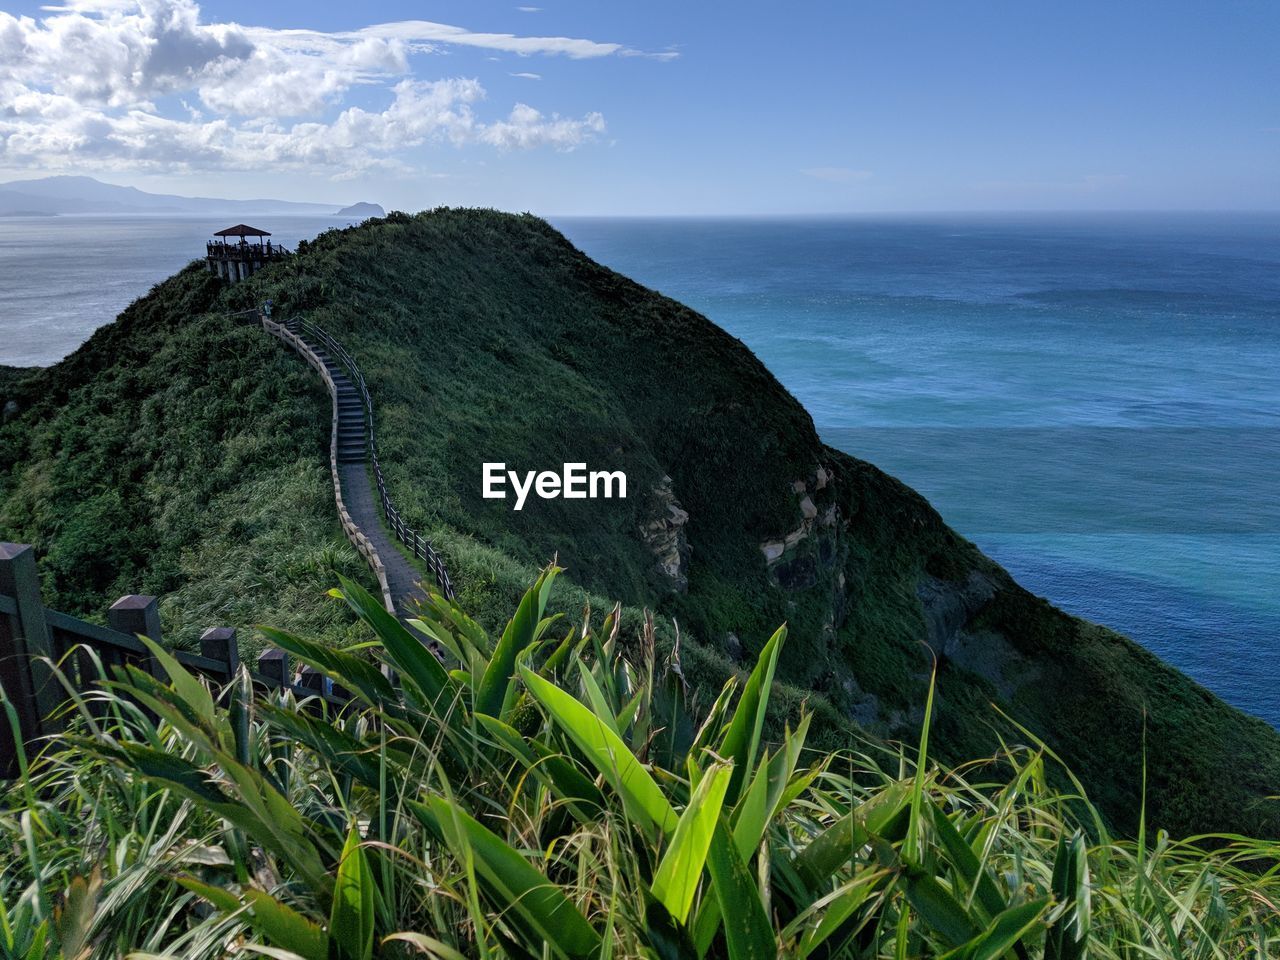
[291,317,455,600]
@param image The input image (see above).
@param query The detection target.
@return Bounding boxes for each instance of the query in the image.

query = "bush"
[3,570,1277,957]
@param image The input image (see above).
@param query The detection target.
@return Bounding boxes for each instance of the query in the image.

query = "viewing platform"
[206,224,288,283]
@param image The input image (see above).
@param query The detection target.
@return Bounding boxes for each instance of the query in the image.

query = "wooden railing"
[287,317,455,601]
[0,543,346,778]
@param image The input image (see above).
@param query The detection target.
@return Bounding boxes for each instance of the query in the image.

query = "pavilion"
[206,224,289,283]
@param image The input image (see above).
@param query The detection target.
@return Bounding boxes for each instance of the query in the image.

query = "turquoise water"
[1,213,1276,724]
[554,215,1280,726]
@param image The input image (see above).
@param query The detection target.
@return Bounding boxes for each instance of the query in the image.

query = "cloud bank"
[0,0,632,175]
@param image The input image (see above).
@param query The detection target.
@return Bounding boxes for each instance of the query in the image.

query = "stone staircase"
[283,319,435,624]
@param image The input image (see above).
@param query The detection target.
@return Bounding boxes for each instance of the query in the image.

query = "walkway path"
[337,462,427,619]
[283,321,439,623]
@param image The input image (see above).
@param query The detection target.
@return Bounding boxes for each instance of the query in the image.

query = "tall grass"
[3,567,1277,958]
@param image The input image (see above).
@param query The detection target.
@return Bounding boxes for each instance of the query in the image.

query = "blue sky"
[1,0,1277,213]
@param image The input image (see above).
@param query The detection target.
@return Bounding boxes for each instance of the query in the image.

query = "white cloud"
[801,167,873,183]
[0,0,631,176]
[510,72,541,80]
[517,7,542,12]
[478,103,604,150]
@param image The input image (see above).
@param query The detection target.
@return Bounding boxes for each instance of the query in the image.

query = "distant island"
[336,201,385,218]
[0,175,381,219]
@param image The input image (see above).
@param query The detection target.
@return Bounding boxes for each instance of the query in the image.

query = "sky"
[0,0,1277,215]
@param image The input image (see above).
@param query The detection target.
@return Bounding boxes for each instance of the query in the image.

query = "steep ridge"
[0,209,1277,839]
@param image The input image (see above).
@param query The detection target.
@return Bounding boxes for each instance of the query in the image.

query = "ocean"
[2,213,1277,725]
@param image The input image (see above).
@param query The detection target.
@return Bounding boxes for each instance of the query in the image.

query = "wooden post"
[0,543,61,776]
[298,665,327,697]
[108,595,163,679]
[258,648,289,687]
[200,627,240,682]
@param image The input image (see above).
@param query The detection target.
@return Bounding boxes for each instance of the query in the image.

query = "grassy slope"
[0,267,377,651]
[1,209,1277,838]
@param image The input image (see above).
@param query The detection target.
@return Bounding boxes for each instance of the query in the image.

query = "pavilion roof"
[213,224,271,238]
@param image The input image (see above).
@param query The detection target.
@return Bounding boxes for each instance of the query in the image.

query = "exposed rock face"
[759,464,842,584]
[917,570,997,654]
[916,571,1038,699]
[639,475,690,592]
[1,400,17,423]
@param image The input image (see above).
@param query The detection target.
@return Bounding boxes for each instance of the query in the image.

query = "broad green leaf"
[520,666,678,837]
[179,879,327,960]
[939,898,1051,960]
[474,714,605,819]
[792,783,911,895]
[702,819,775,960]
[690,678,738,758]
[902,871,980,948]
[336,575,453,708]
[652,763,733,923]
[259,703,384,792]
[136,634,215,729]
[789,869,891,958]
[928,800,1008,921]
[423,796,600,958]
[732,713,813,861]
[577,660,622,738]
[717,626,786,802]
[258,626,400,715]
[1046,831,1091,960]
[331,826,375,960]
[475,568,557,718]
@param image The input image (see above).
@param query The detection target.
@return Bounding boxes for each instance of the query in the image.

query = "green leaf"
[577,660,622,738]
[331,826,376,960]
[928,801,1008,922]
[180,879,328,960]
[474,714,605,820]
[902,871,980,948]
[258,626,400,715]
[423,796,600,959]
[732,713,813,861]
[336,574,453,708]
[791,783,911,896]
[1046,831,1091,960]
[939,898,1051,960]
[476,567,557,718]
[788,869,890,958]
[135,634,215,729]
[520,666,678,837]
[652,762,734,923]
[702,819,775,960]
[717,626,786,803]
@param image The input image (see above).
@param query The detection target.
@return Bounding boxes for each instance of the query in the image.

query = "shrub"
[3,570,1278,957]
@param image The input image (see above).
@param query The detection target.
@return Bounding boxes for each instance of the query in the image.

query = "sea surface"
[1,212,1277,725]
[0,215,350,366]
[552,214,1280,727]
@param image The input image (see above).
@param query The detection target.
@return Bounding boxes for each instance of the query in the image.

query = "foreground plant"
[2,567,1278,958]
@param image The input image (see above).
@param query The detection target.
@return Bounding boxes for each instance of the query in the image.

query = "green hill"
[2,208,1277,838]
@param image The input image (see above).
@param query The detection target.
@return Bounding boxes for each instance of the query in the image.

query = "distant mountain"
[0,176,376,218]
[336,201,385,218]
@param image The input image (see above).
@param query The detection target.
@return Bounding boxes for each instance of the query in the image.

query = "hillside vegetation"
[5,572,1278,957]
[1,209,1278,839]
